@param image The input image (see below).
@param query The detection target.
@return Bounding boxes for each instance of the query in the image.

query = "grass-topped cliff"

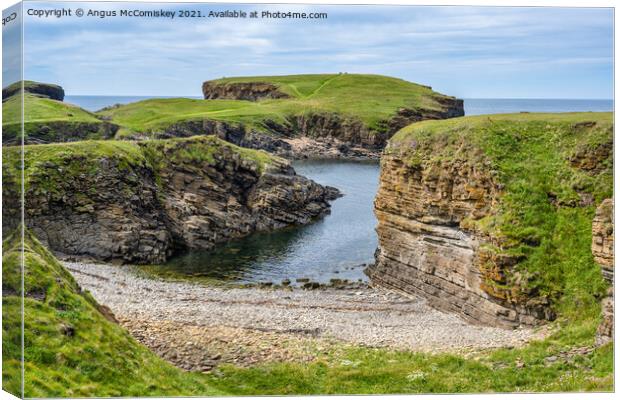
[98,74,463,153]
[377,112,612,327]
[1,230,223,397]
[2,135,335,264]
[2,82,118,144]
[4,75,463,157]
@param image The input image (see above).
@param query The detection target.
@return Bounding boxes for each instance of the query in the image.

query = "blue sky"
[9,2,614,98]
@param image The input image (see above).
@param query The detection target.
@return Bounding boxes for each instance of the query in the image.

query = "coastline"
[64,260,549,372]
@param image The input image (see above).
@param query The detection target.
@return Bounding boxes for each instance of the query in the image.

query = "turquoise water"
[163,160,380,284]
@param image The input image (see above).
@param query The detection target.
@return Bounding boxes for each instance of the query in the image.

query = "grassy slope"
[3,93,100,125]
[1,231,224,397]
[99,74,453,137]
[2,93,104,141]
[390,112,613,321]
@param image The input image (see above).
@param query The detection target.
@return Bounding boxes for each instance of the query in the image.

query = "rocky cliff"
[2,136,338,264]
[593,198,613,346]
[367,113,613,328]
[198,77,464,158]
[202,81,290,101]
[592,198,614,282]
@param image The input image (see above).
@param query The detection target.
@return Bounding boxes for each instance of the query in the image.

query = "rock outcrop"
[136,103,465,160]
[593,198,613,346]
[592,198,614,281]
[202,81,290,101]
[367,152,549,328]
[367,113,613,328]
[2,136,338,264]
[196,76,464,159]
[2,80,65,101]
[2,121,119,146]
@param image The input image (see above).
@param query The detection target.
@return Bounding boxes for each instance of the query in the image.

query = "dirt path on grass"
[65,261,549,372]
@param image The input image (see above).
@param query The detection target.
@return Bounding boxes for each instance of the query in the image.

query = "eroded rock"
[593,198,613,347]
[3,136,338,264]
[202,81,290,101]
[366,153,546,328]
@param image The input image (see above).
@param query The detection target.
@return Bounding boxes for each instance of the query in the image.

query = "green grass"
[209,335,612,394]
[2,93,106,142]
[99,74,455,137]
[3,93,100,126]
[1,135,279,203]
[2,230,225,398]
[391,112,613,321]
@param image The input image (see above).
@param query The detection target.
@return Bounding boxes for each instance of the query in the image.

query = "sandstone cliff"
[367,113,613,328]
[202,81,290,101]
[592,198,614,282]
[593,198,613,346]
[198,77,464,158]
[2,136,338,264]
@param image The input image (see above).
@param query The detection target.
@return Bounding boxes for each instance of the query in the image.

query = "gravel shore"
[65,261,548,371]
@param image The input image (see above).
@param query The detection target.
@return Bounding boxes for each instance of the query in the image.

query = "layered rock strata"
[199,80,464,159]
[592,198,614,281]
[367,153,549,328]
[2,136,338,264]
[593,198,614,346]
[367,114,613,328]
[202,81,290,101]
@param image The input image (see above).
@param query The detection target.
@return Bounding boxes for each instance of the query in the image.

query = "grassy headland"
[389,112,613,322]
[98,74,460,139]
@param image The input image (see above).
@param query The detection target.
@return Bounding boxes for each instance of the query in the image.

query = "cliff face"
[367,150,546,328]
[592,198,614,281]
[137,102,465,160]
[2,80,65,101]
[195,75,465,159]
[368,113,613,328]
[593,198,613,346]
[202,81,290,101]
[2,136,338,264]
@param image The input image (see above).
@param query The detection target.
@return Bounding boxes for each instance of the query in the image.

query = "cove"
[161,160,381,284]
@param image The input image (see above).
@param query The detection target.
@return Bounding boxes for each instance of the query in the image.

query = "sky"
[3,1,614,98]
